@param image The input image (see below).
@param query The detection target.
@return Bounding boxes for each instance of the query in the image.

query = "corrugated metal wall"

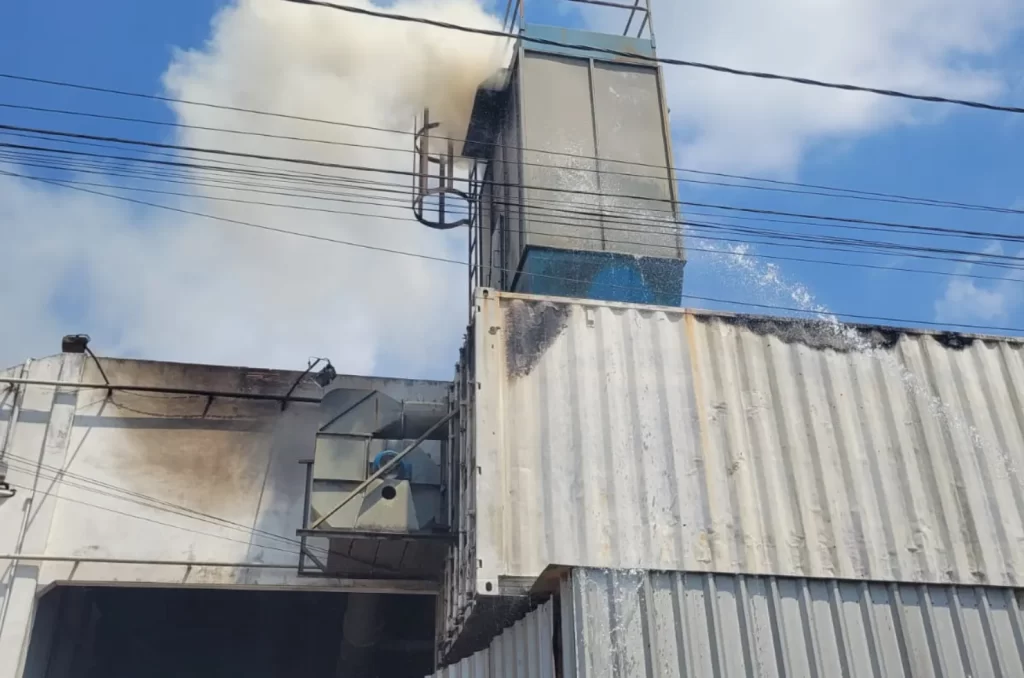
[471,292,1024,592]
[428,601,556,678]
[561,567,1024,678]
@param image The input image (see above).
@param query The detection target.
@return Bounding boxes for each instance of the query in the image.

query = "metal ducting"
[336,594,384,677]
[318,388,448,441]
[299,386,452,581]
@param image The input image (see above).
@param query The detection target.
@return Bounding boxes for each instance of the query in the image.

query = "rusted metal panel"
[467,290,1024,594]
[428,601,556,678]
[562,567,1024,678]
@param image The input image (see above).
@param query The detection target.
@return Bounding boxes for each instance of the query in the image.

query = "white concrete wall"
[0,355,441,678]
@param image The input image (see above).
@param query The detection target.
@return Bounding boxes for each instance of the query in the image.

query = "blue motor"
[371,450,412,481]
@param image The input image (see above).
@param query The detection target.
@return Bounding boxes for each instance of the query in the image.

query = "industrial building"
[3,0,1024,676]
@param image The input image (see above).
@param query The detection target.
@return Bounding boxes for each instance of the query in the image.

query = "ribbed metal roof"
[561,567,1024,678]
[470,291,1024,591]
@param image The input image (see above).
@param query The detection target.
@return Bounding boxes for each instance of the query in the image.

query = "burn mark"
[933,332,975,350]
[110,422,272,515]
[504,299,571,378]
[707,314,903,353]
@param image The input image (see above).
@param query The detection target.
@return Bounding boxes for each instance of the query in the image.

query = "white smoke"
[0,0,509,377]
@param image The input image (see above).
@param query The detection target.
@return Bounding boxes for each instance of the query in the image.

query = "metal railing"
[557,0,656,40]
[411,109,473,231]
[501,0,524,34]
[467,162,482,318]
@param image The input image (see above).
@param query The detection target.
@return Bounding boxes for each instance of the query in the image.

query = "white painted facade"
[0,354,439,678]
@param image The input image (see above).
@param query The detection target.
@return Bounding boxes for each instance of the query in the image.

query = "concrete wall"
[0,354,444,678]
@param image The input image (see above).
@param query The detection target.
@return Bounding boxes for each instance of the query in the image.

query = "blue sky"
[2,0,1024,376]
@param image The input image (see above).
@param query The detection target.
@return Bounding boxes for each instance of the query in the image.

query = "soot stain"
[504,299,571,378]
[708,314,904,353]
[933,332,975,350]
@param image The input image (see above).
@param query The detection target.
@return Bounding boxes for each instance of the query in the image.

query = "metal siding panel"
[519,52,600,253]
[590,61,679,259]
[427,602,554,678]
[567,568,1024,678]
[472,292,1024,588]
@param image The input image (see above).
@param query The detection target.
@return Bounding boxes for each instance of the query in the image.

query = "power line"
[3,73,1022,219]
[0,451,392,571]
[5,166,1024,335]
[4,100,1022,216]
[13,171,1023,284]
[281,0,1024,115]
[6,125,1024,250]
[6,144,1024,273]
[0,471,306,557]
[8,145,1024,276]
[3,136,1009,261]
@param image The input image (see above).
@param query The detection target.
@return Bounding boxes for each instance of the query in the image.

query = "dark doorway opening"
[23,586,435,678]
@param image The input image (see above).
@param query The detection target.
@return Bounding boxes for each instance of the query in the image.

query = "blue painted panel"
[514,247,683,306]
[521,23,655,63]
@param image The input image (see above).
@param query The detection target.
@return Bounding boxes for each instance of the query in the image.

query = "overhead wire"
[5,166,1024,335]
[4,131,1019,266]
[279,0,1024,115]
[3,100,1022,215]
[5,124,1024,251]
[2,73,1023,217]
[5,142,1024,275]
[0,453,331,558]
[5,135,1023,263]
[7,145,1024,276]
[0,474,399,575]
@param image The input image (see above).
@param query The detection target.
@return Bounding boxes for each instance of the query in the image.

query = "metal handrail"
[565,0,654,39]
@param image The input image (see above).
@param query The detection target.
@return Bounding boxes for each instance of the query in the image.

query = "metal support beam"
[0,378,321,404]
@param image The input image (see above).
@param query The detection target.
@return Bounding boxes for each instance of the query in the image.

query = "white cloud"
[3,0,1023,373]
[0,0,508,377]
[615,0,1024,175]
[934,243,1024,325]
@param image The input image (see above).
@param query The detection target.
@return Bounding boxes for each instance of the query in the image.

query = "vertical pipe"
[586,58,606,250]
[337,594,383,677]
[439,152,446,226]
[644,0,656,48]
[418,109,430,210]
[513,44,527,290]
[447,140,455,189]
[0,360,29,465]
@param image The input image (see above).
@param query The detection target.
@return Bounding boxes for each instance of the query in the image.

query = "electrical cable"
[0,473,308,558]
[8,127,1024,275]
[0,433,406,572]
[7,148,1024,275]
[6,145,1024,276]
[4,100,1021,215]
[5,166,1024,335]
[0,454,332,559]
[6,126,1024,249]
[279,0,1024,115]
[3,73,1023,219]
[5,138,1014,265]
